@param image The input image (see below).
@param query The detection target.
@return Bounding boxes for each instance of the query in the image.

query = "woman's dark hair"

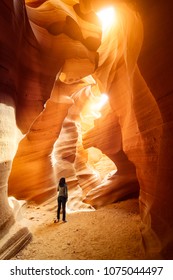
[59,177,66,187]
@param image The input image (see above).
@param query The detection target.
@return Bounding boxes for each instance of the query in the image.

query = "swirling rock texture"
[0,0,173,259]
[52,85,99,210]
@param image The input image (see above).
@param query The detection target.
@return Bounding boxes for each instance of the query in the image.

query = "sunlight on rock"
[87,147,117,180]
[90,93,108,114]
[96,7,117,32]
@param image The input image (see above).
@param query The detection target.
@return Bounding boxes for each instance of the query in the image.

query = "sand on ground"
[11,198,148,260]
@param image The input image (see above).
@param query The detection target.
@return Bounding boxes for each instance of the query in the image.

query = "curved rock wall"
[0,0,173,259]
[83,108,139,208]
[137,0,173,259]
[53,85,102,210]
[0,0,33,259]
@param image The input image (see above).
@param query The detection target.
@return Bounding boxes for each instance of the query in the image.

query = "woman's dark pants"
[57,196,67,221]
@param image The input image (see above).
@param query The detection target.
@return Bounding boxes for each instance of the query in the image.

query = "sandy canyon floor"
[11,198,150,260]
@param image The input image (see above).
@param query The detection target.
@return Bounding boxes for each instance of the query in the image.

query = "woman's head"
[59,177,66,187]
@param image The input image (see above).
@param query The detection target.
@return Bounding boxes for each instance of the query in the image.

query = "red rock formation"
[53,85,102,210]
[0,0,34,258]
[83,109,139,208]
[0,0,173,259]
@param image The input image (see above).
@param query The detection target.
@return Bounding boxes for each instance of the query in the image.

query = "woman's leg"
[57,197,62,220]
[62,197,66,221]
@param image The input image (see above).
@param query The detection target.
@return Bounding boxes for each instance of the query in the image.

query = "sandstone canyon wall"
[0,0,173,259]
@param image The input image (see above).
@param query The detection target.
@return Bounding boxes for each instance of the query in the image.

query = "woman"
[55,177,68,223]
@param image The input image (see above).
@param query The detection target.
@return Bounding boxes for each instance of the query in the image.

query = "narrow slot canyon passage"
[0,0,173,260]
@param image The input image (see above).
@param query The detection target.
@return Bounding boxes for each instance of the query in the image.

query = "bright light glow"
[90,93,108,118]
[96,7,116,31]
[97,93,108,110]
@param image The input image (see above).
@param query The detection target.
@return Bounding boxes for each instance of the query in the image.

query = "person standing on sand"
[54,177,68,223]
